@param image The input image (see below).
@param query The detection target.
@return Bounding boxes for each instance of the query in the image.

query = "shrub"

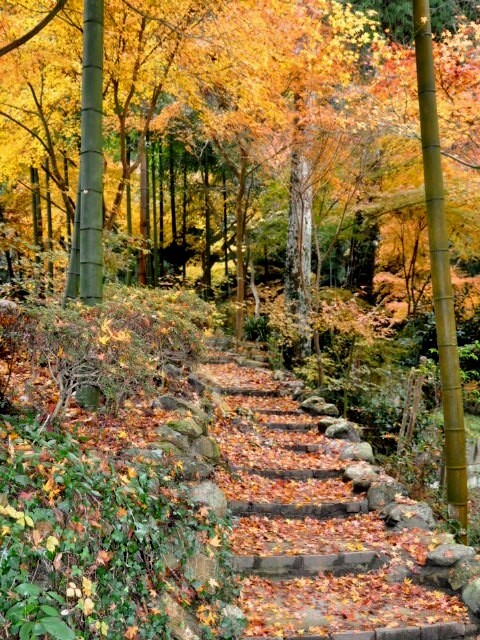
[0,299,21,410]
[23,285,216,424]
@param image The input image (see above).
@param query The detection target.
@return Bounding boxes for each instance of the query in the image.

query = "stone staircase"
[200,346,480,640]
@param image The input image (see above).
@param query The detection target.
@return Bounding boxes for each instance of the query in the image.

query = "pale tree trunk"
[285,144,313,359]
[79,0,104,306]
[413,0,468,537]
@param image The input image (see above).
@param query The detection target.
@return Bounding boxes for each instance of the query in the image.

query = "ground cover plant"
[0,417,236,640]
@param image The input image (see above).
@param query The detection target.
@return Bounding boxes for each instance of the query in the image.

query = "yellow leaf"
[1,525,10,535]
[100,622,109,636]
[98,334,110,345]
[24,515,34,528]
[208,535,221,547]
[80,597,94,616]
[82,576,93,597]
[46,536,59,553]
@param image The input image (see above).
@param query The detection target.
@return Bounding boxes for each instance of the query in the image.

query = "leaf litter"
[240,573,470,637]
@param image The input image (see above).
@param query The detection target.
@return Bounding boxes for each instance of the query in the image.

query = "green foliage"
[350,0,479,43]
[23,285,215,423]
[0,417,237,639]
[243,315,270,342]
[378,412,444,502]
[0,301,21,409]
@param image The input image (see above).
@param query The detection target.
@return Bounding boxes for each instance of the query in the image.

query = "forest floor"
[199,350,480,639]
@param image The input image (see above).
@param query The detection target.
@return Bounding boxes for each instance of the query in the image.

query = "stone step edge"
[233,550,388,575]
[217,387,286,397]
[244,621,479,640]
[285,443,324,451]
[261,422,317,432]
[201,356,237,364]
[255,409,304,416]
[228,499,368,519]
[228,465,343,480]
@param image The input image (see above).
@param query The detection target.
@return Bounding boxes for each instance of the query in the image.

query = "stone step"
[285,443,322,452]
[201,356,237,364]
[218,387,284,397]
[245,622,479,640]
[228,465,343,480]
[262,422,317,432]
[255,409,303,415]
[234,550,388,577]
[228,499,368,519]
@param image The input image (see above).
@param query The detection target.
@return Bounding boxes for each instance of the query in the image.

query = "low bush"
[22,285,216,423]
[0,299,21,410]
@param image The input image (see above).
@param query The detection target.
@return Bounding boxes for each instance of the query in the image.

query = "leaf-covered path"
[200,348,480,639]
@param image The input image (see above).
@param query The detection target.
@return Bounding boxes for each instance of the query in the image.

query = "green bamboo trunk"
[413,0,468,535]
[79,0,104,306]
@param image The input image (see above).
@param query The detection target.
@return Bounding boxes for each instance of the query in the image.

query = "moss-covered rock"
[167,418,203,439]
[192,436,221,462]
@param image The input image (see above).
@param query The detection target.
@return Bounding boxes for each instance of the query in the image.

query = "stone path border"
[234,550,388,577]
[228,465,343,480]
[261,422,317,432]
[219,387,283,397]
[247,621,479,640]
[229,499,368,518]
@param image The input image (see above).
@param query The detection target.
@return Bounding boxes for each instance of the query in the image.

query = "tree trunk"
[63,187,81,303]
[0,205,14,281]
[235,149,248,342]
[79,0,104,306]
[63,155,72,245]
[413,0,468,537]
[159,140,165,277]
[138,143,148,286]
[44,159,54,290]
[30,166,41,263]
[145,135,152,285]
[169,135,177,243]
[223,170,228,279]
[182,150,188,280]
[126,138,133,285]
[151,140,159,286]
[285,144,313,359]
[203,149,212,299]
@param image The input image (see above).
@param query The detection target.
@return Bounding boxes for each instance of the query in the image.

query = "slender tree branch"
[0,0,68,58]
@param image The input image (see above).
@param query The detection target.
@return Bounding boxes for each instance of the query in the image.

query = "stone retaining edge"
[217,387,284,397]
[229,499,369,519]
[262,422,317,432]
[245,620,479,640]
[254,409,303,415]
[228,465,343,480]
[233,550,388,576]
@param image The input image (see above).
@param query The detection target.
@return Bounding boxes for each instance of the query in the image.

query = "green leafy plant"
[0,417,237,639]
[243,315,270,342]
